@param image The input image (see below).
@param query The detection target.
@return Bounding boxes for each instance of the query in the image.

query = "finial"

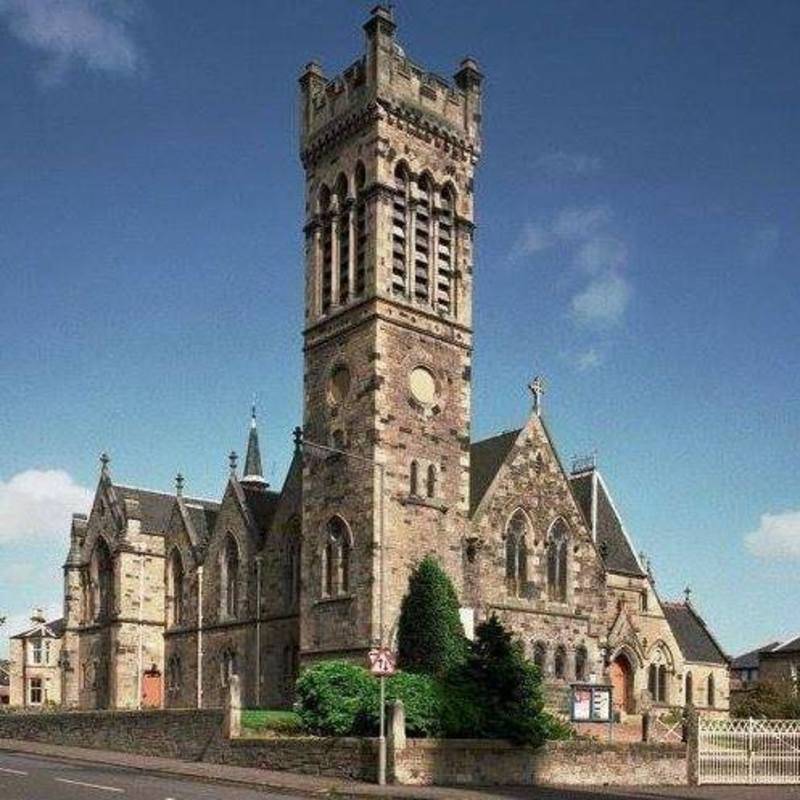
[175,472,184,497]
[229,450,238,474]
[251,397,257,430]
[99,452,110,476]
[684,585,692,603]
[293,426,304,452]
[528,376,546,417]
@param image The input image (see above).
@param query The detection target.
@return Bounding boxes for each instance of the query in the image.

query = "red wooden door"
[141,670,162,708]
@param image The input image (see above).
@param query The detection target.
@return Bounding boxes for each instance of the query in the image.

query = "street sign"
[368,648,396,677]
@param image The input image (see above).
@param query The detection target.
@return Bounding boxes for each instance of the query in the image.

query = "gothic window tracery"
[322,516,351,597]
[504,509,529,596]
[546,519,569,602]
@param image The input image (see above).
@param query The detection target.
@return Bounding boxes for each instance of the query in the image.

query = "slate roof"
[771,635,800,655]
[469,429,520,515]
[663,602,728,665]
[241,484,280,533]
[114,485,218,534]
[569,469,646,577]
[10,618,65,640]
[731,642,780,670]
[183,501,220,549]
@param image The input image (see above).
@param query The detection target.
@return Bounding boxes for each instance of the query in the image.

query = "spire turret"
[241,403,268,488]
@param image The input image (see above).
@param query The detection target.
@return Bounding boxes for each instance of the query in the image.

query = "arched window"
[220,649,237,687]
[221,535,240,619]
[426,464,437,499]
[504,509,529,596]
[648,664,658,699]
[658,665,668,703]
[413,174,432,303]
[319,184,333,313]
[533,641,547,674]
[707,673,715,708]
[354,162,367,296]
[554,645,567,680]
[575,645,588,682]
[436,185,455,314]
[168,548,184,627]
[409,460,419,496]
[322,516,351,597]
[91,538,114,622]
[392,163,409,295]
[547,519,569,602]
[285,517,302,608]
[334,173,350,304]
[167,655,181,694]
[685,671,694,705]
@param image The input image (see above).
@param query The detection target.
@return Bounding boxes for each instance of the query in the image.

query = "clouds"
[0,469,92,544]
[570,272,632,327]
[0,0,143,85]
[745,510,800,560]
[533,151,603,177]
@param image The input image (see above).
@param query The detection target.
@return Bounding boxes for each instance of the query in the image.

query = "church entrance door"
[609,652,633,716]
[141,666,162,709]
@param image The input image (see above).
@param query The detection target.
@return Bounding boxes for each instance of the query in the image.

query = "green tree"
[397,556,468,677]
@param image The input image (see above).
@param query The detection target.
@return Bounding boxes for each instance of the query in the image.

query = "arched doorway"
[609,652,634,715]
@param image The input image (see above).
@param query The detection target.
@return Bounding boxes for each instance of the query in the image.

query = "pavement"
[2,739,800,800]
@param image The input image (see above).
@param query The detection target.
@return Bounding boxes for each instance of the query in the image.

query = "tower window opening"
[392,164,409,296]
[355,162,367,297]
[319,185,332,313]
[335,175,349,305]
[414,175,431,303]
[409,460,419,496]
[426,464,437,498]
[437,186,455,314]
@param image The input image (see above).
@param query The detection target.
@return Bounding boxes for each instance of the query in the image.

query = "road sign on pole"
[368,648,396,677]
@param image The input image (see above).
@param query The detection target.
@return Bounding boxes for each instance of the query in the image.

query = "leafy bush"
[241,709,303,736]
[380,671,445,737]
[732,681,800,719]
[295,660,376,736]
[397,556,468,677]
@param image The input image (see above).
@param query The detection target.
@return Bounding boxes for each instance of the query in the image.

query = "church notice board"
[570,683,613,723]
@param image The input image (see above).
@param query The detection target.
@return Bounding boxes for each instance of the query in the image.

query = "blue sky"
[1,0,798,658]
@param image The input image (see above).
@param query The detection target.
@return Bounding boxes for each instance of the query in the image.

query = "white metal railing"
[698,717,800,785]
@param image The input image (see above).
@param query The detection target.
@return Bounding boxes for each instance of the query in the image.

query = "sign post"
[571,682,613,740]
[369,647,396,784]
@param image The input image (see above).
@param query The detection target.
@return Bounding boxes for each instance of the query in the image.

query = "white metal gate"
[698,717,800,784]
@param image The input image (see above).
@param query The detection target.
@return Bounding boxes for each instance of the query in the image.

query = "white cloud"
[533,151,603,177]
[745,510,800,560]
[570,272,632,327]
[0,469,92,544]
[510,222,552,259]
[551,206,612,241]
[0,0,143,85]
[575,348,603,371]
[574,235,628,274]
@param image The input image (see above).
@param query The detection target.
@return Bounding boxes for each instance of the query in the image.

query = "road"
[0,751,300,800]
[3,749,800,799]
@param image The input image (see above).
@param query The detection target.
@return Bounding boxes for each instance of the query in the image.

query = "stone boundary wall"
[393,739,688,786]
[0,709,685,786]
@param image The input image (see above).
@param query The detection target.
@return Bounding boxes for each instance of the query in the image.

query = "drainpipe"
[255,557,263,707]
[196,565,204,709]
[136,548,145,710]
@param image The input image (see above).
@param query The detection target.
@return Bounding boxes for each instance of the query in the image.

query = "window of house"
[575,646,588,682]
[221,535,240,619]
[554,646,566,680]
[31,639,43,665]
[29,677,43,705]
[322,516,351,597]
[504,509,529,597]
[426,464,437,499]
[436,185,455,315]
[169,548,184,627]
[547,519,569,602]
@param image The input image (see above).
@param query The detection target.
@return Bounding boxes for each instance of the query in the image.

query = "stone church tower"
[298,5,482,661]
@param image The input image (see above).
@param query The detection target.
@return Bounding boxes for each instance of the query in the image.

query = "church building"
[56,6,729,719]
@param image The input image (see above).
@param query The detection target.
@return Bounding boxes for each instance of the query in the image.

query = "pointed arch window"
[409,460,419,496]
[319,185,333,313]
[220,649,237,688]
[707,673,715,708]
[322,516,352,597]
[575,645,588,682]
[554,645,567,680]
[334,173,350,304]
[91,538,114,623]
[547,519,569,602]
[533,641,547,674]
[436,185,455,315]
[354,162,367,297]
[505,509,529,596]
[426,464,437,499]
[648,664,658,699]
[413,174,432,303]
[686,671,694,705]
[168,548,185,627]
[392,164,409,295]
[221,535,240,619]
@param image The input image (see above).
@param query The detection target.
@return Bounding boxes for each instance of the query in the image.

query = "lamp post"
[293,427,388,785]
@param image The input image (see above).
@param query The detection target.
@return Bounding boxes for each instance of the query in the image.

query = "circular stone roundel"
[409,366,437,406]
[328,364,351,406]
